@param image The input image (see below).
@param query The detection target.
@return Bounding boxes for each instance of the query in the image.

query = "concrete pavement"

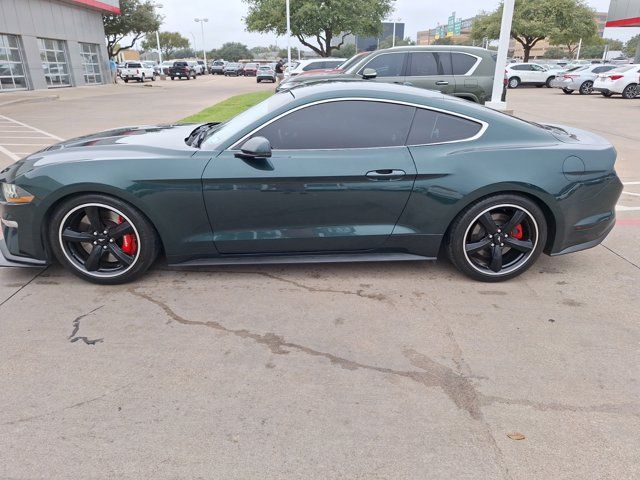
[0,82,638,480]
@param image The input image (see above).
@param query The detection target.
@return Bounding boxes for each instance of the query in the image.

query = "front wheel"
[508,77,520,89]
[48,195,159,285]
[446,195,547,282]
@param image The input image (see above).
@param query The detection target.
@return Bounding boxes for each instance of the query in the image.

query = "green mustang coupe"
[0,82,622,284]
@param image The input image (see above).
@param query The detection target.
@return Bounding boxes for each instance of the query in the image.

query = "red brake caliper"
[511,224,524,240]
[118,216,138,255]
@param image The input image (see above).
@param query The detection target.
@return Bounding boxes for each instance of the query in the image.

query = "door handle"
[435,80,449,85]
[366,169,406,180]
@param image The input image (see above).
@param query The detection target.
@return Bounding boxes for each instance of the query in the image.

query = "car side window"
[451,53,478,75]
[325,60,343,68]
[408,52,440,76]
[593,66,614,73]
[407,108,483,145]
[303,62,322,71]
[359,53,406,77]
[251,100,415,150]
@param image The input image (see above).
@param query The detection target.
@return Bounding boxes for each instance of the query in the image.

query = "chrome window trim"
[452,52,483,76]
[227,97,488,152]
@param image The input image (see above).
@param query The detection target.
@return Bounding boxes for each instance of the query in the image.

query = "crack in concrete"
[68,306,104,346]
[163,269,392,303]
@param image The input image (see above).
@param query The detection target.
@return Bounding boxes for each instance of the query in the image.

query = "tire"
[170,77,174,80]
[257,79,261,83]
[124,78,129,83]
[562,88,574,94]
[602,91,613,97]
[48,194,160,285]
[535,84,544,88]
[545,76,555,88]
[446,194,547,282]
[579,80,593,95]
[152,73,157,81]
[508,77,520,89]
[139,74,145,83]
[622,83,637,99]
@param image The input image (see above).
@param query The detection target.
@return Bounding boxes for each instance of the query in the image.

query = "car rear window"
[127,63,142,68]
[407,108,483,145]
[174,62,187,67]
[610,66,634,73]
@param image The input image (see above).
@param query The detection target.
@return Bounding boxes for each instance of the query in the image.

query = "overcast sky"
[155,0,639,51]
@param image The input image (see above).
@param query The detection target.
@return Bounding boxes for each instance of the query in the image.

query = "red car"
[243,63,258,76]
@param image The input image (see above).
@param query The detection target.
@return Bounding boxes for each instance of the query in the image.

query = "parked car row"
[547,63,640,98]
[208,60,277,77]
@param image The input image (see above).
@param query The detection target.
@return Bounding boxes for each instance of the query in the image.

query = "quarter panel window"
[407,108,482,145]
[408,52,439,76]
[359,53,406,77]
[252,100,416,150]
[451,53,478,75]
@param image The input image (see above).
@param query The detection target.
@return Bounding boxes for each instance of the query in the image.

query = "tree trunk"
[523,45,531,62]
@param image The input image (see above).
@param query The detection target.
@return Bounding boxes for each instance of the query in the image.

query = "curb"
[0,95,59,108]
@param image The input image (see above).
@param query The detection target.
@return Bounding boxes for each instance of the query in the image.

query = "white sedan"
[593,64,640,99]
[506,62,558,88]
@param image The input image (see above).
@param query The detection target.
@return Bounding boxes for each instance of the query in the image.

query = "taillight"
[563,74,578,78]
[609,75,624,80]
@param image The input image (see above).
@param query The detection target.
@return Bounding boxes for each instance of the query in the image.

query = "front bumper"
[0,220,46,268]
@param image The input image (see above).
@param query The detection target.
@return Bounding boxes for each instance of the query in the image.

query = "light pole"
[194,18,208,68]
[486,0,515,111]
[155,31,162,63]
[392,18,401,47]
[285,0,291,71]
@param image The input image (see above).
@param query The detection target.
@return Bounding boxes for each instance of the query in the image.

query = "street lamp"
[285,0,291,72]
[392,18,401,47]
[194,18,209,68]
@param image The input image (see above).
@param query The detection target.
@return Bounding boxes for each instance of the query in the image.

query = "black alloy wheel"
[447,195,547,282]
[49,195,159,284]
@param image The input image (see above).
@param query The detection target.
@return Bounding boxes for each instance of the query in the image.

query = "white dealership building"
[0,0,120,91]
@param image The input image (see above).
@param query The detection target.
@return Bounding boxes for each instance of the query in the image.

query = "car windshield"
[337,53,369,72]
[258,66,271,70]
[246,63,258,68]
[200,93,293,149]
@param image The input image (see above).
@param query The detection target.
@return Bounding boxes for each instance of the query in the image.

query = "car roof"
[383,45,492,55]
[286,80,446,102]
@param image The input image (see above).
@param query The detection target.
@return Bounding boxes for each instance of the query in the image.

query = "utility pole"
[576,38,582,60]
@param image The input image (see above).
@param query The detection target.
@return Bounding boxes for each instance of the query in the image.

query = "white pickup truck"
[119,61,156,83]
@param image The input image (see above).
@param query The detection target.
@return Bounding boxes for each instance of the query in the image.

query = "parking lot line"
[0,145,19,161]
[0,115,62,141]
[0,114,63,163]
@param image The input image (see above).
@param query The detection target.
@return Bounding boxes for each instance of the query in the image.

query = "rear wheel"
[622,83,638,99]
[579,80,594,95]
[562,88,574,94]
[446,195,547,282]
[139,74,145,83]
[49,194,159,285]
[508,77,520,89]
[545,76,555,88]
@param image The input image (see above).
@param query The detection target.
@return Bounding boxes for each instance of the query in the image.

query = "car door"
[356,52,407,85]
[405,51,455,94]
[202,100,418,254]
[530,63,546,82]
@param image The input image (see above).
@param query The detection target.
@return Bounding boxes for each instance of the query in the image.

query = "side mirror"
[235,136,272,160]
[362,68,378,79]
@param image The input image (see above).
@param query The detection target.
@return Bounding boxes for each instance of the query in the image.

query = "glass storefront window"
[80,43,103,85]
[38,38,71,88]
[0,34,28,91]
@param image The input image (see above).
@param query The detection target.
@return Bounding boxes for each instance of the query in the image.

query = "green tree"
[250,46,271,57]
[378,36,415,49]
[173,48,196,59]
[141,31,189,58]
[544,47,567,59]
[103,0,162,59]
[244,0,394,57]
[471,0,597,62]
[432,37,454,45]
[339,43,357,59]
[625,34,640,59]
[217,42,252,61]
[549,2,598,56]
[277,47,300,59]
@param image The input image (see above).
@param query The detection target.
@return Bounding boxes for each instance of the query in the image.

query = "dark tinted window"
[174,62,187,67]
[408,52,439,76]
[303,62,324,71]
[451,53,478,75]
[407,108,483,145]
[324,60,344,69]
[360,53,406,77]
[127,63,142,68]
[253,101,415,150]
[512,64,531,71]
[592,66,615,73]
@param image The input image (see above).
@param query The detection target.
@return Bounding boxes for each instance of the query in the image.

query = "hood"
[1,124,200,180]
